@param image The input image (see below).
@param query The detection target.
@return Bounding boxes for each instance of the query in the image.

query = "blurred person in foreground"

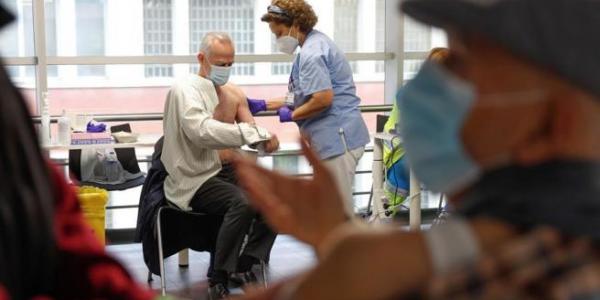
[234,0,600,299]
[0,5,156,300]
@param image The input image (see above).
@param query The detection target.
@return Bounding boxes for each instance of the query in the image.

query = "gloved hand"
[278,106,294,123]
[247,98,267,115]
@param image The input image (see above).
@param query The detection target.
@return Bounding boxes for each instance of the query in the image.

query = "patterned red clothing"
[0,165,155,300]
[428,228,600,300]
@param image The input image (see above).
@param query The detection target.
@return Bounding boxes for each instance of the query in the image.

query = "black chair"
[154,206,223,295]
[139,138,268,296]
[152,203,270,295]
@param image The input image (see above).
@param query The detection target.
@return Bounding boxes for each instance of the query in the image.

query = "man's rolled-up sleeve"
[172,86,271,149]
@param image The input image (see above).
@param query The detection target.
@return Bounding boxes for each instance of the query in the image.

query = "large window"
[75,0,106,76]
[189,0,255,76]
[404,16,431,52]
[0,0,452,231]
[375,0,386,73]
[402,16,447,80]
[334,0,359,73]
[144,0,173,78]
[0,0,19,57]
[1,0,447,118]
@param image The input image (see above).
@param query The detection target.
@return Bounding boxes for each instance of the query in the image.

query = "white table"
[371,133,421,230]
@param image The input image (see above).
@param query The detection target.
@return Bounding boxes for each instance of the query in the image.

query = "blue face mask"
[398,62,481,194]
[209,64,232,86]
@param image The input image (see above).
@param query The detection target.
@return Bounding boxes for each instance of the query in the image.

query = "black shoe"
[229,271,258,287]
[208,282,230,300]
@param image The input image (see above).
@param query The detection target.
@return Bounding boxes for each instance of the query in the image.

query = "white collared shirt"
[161,74,271,210]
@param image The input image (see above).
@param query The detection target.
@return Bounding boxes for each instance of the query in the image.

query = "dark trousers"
[189,163,277,275]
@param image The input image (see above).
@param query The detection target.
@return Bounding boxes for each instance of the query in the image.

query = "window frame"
[3,0,432,115]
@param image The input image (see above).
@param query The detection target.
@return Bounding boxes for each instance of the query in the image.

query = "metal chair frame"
[149,206,268,296]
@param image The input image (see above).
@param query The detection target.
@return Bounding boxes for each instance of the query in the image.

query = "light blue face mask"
[398,62,481,194]
[209,64,232,86]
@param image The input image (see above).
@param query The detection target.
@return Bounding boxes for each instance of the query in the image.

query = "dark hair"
[0,57,57,298]
[261,0,318,33]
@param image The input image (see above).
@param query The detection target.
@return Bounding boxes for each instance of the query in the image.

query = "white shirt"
[161,74,271,210]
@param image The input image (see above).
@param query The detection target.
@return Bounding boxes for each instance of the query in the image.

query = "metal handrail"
[31,104,393,123]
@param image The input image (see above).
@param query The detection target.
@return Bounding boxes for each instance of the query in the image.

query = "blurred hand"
[262,135,280,153]
[239,282,287,300]
[234,138,349,249]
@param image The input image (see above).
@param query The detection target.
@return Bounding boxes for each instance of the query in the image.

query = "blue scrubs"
[290,30,370,160]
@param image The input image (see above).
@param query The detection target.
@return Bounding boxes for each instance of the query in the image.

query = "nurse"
[248,0,370,217]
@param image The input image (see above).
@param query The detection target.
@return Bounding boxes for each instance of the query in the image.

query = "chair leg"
[261,260,268,288]
[178,249,189,268]
[157,209,167,296]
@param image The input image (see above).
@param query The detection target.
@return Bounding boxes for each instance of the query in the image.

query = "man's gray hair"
[199,32,234,56]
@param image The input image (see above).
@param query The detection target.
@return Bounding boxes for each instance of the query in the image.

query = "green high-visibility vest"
[383,103,405,167]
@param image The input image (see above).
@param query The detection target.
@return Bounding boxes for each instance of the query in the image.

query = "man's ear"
[197,52,205,65]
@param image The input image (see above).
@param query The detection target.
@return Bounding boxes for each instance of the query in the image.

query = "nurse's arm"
[291,89,334,121]
[266,97,287,111]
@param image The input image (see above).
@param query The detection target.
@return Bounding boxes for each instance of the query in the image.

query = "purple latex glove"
[247,98,267,115]
[278,106,294,123]
[86,120,107,133]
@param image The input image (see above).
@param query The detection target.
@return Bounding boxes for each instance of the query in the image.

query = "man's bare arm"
[236,91,256,124]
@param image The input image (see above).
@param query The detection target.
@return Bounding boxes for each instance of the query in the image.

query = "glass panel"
[0,0,33,57]
[270,35,292,75]
[404,59,425,81]
[189,0,255,76]
[50,0,386,57]
[75,0,106,76]
[375,0,385,73]
[144,0,173,78]
[404,16,431,52]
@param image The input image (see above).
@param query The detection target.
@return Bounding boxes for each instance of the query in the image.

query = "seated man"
[161,32,279,299]
[234,0,600,299]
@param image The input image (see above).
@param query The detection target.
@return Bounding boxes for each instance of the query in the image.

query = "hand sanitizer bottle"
[40,92,51,146]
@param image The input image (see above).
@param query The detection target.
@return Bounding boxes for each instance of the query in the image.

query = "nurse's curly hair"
[261,0,318,33]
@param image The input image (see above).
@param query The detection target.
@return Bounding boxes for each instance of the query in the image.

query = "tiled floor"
[107,235,316,299]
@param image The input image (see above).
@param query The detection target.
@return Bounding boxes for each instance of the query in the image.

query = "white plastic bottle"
[58,110,71,145]
[40,92,51,146]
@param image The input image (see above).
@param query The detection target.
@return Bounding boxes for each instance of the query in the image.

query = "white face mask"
[208,64,231,86]
[277,27,299,55]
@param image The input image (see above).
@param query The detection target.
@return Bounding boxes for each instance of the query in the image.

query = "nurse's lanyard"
[286,61,298,106]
